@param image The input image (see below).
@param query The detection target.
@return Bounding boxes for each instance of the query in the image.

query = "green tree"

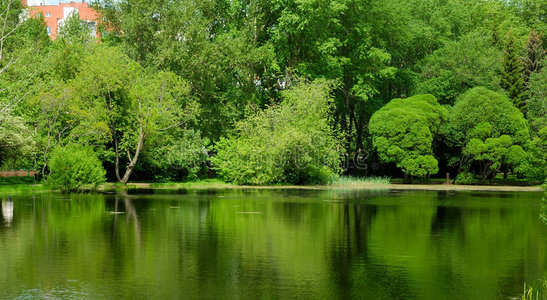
[266,0,397,155]
[0,0,24,62]
[0,6,50,123]
[443,87,530,183]
[57,11,93,44]
[369,94,447,181]
[523,66,547,179]
[501,29,527,110]
[25,78,110,176]
[212,80,342,185]
[523,28,544,83]
[0,114,33,168]
[143,129,210,182]
[521,129,547,180]
[93,0,279,141]
[462,128,528,184]
[416,31,502,105]
[75,46,198,184]
[527,65,547,134]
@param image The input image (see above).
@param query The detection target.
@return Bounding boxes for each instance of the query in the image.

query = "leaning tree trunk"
[119,130,145,184]
[112,99,149,185]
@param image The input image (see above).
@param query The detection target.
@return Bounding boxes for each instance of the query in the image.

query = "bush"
[369,94,447,178]
[212,80,342,185]
[47,144,106,192]
[146,129,210,182]
[455,172,474,185]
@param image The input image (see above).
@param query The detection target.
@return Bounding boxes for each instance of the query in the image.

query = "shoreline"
[0,182,543,195]
[121,182,544,193]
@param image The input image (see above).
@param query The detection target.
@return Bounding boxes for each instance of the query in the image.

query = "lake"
[0,189,545,299]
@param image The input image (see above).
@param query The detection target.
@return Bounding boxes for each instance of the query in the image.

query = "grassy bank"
[0,177,48,194]
[330,176,391,186]
[105,177,541,192]
[0,176,543,194]
[390,174,543,186]
[99,179,236,192]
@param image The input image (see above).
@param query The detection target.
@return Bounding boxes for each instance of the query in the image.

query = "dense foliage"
[47,144,106,191]
[369,94,447,180]
[444,87,531,183]
[213,81,341,185]
[0,0,545,186]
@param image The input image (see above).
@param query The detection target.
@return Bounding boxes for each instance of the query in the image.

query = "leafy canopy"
[444,87,530,182]
[369,94,447,177]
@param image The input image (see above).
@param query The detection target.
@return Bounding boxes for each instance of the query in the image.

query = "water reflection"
[111,192,142,249]
[1,197,13,226]
[0,190,544,300]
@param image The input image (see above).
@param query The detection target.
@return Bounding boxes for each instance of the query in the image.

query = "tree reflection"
[111,192,142,252]
[541,191,546,224]
[1,197,13,226]
[0,190,544,299]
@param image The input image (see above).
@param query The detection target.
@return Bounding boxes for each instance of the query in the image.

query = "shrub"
[212,80,342,185]
[369,94,447,179]
[455,172,474,185]
[47,144,106,192]
[146,129,210,182]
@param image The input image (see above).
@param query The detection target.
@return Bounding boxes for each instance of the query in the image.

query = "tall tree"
[267,0,396,156]
[523,28,544,83]
[417,31,502,105]
[500,29,527,110]
[527,67,547,135]
[75,46,198,184]
[0,1,49,123]
[93,0,278,141]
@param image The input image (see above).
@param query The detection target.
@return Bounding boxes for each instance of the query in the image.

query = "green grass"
[330,175,391,186]
[390,178,447,184]
[0,177,48,194]
[102,177,391,191]
[150,179,234,189]
[98,179,234,192]
[521,279,546,300]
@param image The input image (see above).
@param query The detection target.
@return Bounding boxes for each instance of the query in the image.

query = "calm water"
[0,189,545,299]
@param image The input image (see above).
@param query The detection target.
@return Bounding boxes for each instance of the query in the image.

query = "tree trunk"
[479,162,492,185]
[355,114,365,153]
[118,129,146,184]
[347,102,354,151]
[111,124,122,183]
[404,173,413,184]
[490,170,497,185]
